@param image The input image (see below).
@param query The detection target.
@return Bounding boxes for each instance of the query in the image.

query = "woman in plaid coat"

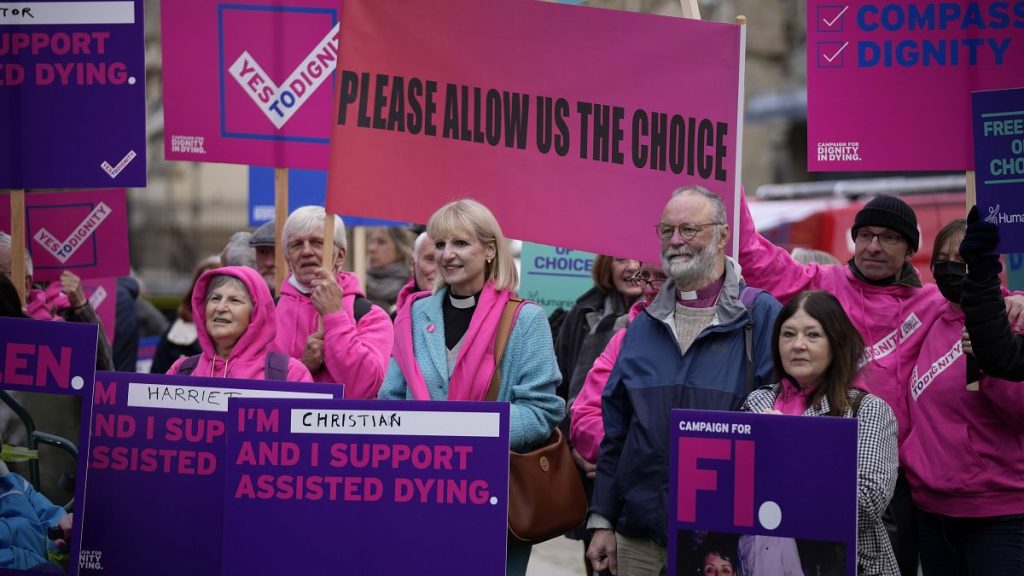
[743,290,899,575]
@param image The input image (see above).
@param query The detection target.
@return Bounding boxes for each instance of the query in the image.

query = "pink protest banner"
[326,0,745,262]
[806,0,1024,172]
[0,189,130,282]
[161,0,341,169]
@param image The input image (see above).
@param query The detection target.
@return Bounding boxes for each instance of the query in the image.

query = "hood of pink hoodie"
[191,266,277,379]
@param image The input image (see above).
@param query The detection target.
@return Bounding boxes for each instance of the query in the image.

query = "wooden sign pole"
[274,168,289,293]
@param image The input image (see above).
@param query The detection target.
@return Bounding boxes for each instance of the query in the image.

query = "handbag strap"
[485,297,525,402]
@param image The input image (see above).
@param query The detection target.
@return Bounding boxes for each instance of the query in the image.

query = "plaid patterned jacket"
[743,384,899,576]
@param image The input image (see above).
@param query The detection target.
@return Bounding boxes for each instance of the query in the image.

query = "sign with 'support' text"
[670,409,858,576]
[0,189,129,282]
[806,0,1024,172]
[0,316,98,575]
[0,0,146,188]
[161,0,342,169]
[973,87,1024,253]
[221,399,510,576]
[80,372,338,576]
[326,0,744,263]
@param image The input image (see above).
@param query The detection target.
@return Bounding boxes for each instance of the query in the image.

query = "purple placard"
[670,409,858,576]
[0,316,97,575]
[0,190,130,282]
[79,372,338,576]
[0,0,146,188]
[972,88,1024,253]
[221,399,509,576]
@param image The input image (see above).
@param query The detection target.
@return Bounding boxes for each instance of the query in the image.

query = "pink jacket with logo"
[169,266,312,382]
[569,300,645,463]
[274,270,394,398]
[902,301,1024,518]
[738,194,946,445]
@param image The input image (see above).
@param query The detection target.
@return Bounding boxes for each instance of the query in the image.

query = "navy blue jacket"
[591,260,780,545]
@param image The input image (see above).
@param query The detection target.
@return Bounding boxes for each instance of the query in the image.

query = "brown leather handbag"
[487,298,588,544]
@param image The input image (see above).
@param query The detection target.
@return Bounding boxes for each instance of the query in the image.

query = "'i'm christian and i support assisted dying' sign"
[806,0,1024,172]
[0,1,146,188]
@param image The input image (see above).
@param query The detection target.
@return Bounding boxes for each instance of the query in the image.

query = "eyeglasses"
[854,229,905,247]
[655,222,723,241]
[628,269,666,289]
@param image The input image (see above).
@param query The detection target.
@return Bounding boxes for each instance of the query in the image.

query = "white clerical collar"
[677,289,698,301]
[289,275,313,295]
[449,292,476,309]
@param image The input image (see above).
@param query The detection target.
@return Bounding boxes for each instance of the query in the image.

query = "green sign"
[519,242,595,316]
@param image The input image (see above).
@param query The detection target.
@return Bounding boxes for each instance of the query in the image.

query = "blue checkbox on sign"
[817,41,849,68]
[817,5,848,32]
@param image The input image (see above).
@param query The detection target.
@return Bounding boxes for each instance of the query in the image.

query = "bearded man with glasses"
[587,186,781,576]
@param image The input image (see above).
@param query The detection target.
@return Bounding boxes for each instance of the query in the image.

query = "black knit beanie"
[852,195,919,252]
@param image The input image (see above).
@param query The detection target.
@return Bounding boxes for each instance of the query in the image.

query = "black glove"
[960,205,1002,280]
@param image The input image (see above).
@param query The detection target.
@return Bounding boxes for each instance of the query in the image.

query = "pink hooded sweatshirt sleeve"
[168,266,313,382]
[738,192,946,445]
[274,270,394,398]
[569,300,646,463]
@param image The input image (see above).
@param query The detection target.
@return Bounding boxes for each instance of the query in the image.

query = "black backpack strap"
[352,296,373,323]
[264,351,290,381]
[175,354,201,376]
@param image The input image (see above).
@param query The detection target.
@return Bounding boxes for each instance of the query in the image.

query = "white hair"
[0,232,33,275]
[283,206,347,251]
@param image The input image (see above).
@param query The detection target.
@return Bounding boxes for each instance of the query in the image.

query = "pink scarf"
[25,283,69,320]
[393,281,521,401]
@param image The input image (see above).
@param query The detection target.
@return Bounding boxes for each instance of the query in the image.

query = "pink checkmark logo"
[822,5,848,28]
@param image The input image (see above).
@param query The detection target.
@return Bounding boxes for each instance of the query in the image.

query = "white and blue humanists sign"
[972,87,1024,253]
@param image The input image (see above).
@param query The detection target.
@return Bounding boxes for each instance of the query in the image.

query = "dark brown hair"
[771,290,865,416]
[931,218,966,269]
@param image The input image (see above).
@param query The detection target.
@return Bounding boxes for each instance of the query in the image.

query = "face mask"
[933,260,967,303]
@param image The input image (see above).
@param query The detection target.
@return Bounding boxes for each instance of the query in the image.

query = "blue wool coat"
[379,289,565,453]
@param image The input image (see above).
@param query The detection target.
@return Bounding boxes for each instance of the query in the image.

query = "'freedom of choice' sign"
[161,0,341,169]
[0,0,146,188]
[807,0,1024,172]
[0,189,129,281]
[973,87,1024,253]
[325,0,745,262]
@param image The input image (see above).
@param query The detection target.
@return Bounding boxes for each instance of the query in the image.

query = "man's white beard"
[662,242,717,288]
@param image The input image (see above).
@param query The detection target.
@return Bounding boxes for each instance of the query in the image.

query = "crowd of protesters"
[2,187,1022,576]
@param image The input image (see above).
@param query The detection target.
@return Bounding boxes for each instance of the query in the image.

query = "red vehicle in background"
[747,175,970,285]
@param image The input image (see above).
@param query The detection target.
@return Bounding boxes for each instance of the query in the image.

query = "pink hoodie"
[168,266,312,382]
[569,300,646,463]
[902,302,1024,518]
[738,194,946,445]
[274,271,394,398]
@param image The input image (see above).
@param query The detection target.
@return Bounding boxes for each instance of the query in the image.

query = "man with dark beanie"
[736,193,944,576]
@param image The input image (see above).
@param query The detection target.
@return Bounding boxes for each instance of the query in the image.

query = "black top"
[962,275,1024,381]
[442,290,480,350]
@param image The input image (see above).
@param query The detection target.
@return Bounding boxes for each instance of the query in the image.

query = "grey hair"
[221,231,256,268]
[670,185,727,225]
[204,275,251,305]
[0,232,33,275]
[412,231,432,260]
[283,206,347,251]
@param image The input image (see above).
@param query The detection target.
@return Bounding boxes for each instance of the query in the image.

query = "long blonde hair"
[427,199,518,292]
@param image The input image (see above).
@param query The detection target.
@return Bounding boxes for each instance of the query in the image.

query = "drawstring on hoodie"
[209,356,231,378]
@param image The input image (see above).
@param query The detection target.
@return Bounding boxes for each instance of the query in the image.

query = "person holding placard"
[743,290,899,576]
[379,199,563,576]
[169,266,312,381]
[588,186,780,576]
[274,206,394,397]
[901,215,1024,575]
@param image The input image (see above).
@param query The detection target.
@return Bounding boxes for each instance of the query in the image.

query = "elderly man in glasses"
[587,186,781,576]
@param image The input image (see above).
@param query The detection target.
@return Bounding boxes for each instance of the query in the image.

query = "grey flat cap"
[249,220,276,247]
